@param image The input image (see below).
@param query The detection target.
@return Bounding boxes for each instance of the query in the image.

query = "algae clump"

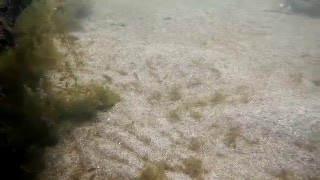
[139,162,168,180]
[0,0,118,179]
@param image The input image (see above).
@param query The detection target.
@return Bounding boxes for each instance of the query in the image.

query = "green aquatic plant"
[0,0,118,178]
[182,157,207,179]
[188,138,204,152]
[168,86,182,101]
[49,83,120,121]
[168,108,181,123]
[224,126,241,148]
[139,161,168,180]
[210,91,228,105]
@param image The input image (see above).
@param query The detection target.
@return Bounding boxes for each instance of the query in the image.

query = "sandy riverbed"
[41,0,320,179]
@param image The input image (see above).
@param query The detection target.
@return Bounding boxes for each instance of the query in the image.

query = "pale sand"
[41,0,320,179]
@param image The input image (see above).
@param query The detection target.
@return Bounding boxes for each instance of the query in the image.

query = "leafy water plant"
[168,108,181,122]
[0,0,118,178]
[139,161,168,180]
[168,86,182,101]
[52,83,119,120]
[182,157,207,179]
[224,126,241,148]
[188,138,204,152]
[211,91,228,105]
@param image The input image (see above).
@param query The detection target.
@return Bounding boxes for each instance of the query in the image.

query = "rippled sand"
[41,0,320,179]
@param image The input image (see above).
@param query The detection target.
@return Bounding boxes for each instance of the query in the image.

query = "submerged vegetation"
[138,157,207,180]
[139,162,168,180]
[182,157,207,179]
[0,0,119,178]
[47,83,119,121]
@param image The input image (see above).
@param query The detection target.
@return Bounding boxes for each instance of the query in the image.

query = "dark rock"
[313,80,320,87]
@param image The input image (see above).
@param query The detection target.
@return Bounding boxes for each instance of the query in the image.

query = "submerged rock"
[280,0,320,17]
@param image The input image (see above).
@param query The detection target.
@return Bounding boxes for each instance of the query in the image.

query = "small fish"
[103,74,112,82]
[87,167,97,172]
